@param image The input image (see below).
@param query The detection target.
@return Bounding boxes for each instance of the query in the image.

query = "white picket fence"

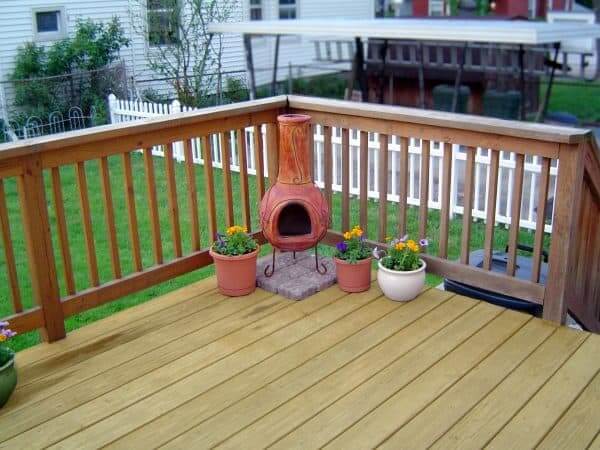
[108,94,556,233]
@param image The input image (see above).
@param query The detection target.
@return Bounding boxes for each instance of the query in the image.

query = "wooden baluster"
[482,149,500,270]
[220,132,234,227]
[309,123,315,180]
[76,161,100,286]
[378,133,389,242]
[143,148,163,265]
[398,136,409,236]
[50,168,76,295]
[237,129,251,231]
[507,153,525,276]
[359,130,369,233]
[460,147,476,265]
[122,152,143,271]
[323,126,333,215]
[0,180,22,311]
[419,139,430,241]
[202,136,217,244]
[266,123,279,185]
[532,157,551,283]
[164,144,182,258]
[183,139,201,250]
[18,155,65,341]
[439,142,453,259]
[341,128,350,232]
[99,157,122,279]
[544,144,584,324]
[253,125,266,200]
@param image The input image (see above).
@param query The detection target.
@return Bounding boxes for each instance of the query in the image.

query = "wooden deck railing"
[0,95,598,341]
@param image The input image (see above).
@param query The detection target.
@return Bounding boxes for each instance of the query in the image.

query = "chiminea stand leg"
[314,245,328,275]
[264,248,276,277]
[293,251,296,260]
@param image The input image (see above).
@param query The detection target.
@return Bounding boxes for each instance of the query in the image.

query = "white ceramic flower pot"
[377,259,426,302]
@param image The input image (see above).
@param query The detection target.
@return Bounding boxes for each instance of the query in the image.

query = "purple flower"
[399,234,408,243]
[0,321,8,328]
[1,329,15,338]
[336,242,348,253]
[419,238,429,247]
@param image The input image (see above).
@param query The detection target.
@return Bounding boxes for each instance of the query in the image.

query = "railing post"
[266,122,279,182]
[17,155,66,341]
[108,93,117,124]
[543,143,585,324]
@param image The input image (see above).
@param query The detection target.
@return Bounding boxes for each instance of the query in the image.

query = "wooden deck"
[1,277,599,450]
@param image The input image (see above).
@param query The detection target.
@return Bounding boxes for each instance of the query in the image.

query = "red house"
[407,0,574,19]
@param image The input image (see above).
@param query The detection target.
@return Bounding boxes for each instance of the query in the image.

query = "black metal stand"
[263,247,327,278]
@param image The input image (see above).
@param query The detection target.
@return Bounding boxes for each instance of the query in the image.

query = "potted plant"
[0,321,17,408]
[334,225,372,293]
[374,235,428,302]
[209,225,259,296]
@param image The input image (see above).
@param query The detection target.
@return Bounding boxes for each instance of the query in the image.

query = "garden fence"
[108,94,556,232]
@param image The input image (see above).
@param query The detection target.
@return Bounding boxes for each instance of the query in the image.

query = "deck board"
[1,277,599,450]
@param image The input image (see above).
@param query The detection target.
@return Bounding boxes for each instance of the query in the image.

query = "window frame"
[147,0,181,48]
[278,0,297,20]
[249,0,263,21]
[32,7,67,42]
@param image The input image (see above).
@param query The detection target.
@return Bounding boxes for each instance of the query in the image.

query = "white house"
[0,0,374,121]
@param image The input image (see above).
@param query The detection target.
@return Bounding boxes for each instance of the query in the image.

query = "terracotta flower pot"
[334,257,372,293]
[377,258,426,302]
[209,247,259,297]
[0,355,16,408]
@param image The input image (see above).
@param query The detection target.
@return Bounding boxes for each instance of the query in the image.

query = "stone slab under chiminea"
[259,114,330,252]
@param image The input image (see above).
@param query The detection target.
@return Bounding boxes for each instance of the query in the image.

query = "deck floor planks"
[107,283,405,449]
[323,309,531,449]
[537,368,600,450]
[431,326,589,450]
[1,276,599,450]
[486,334,600,449]
[270,301,504,450]
[159,289,457,449]
[25,285,374,450]
[0,290,283,441]
[380,317,558,449]
[215,292,474,450]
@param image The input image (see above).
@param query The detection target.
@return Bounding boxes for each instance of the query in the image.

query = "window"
[33,7,66,41]
[148,0,180,46]
[279,0,297,19]
[250,0,262,20]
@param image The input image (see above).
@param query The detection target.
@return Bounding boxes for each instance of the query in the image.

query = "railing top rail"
[287,95,592,145]
[0,96,288,162]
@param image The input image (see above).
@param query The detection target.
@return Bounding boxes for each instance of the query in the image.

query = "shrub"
[378,235,428,272]
[335,225,371,263]
[212,225,258,256]
[0,321,16,366]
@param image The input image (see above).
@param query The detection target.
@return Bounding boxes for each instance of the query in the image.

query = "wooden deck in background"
[1,277,599,449]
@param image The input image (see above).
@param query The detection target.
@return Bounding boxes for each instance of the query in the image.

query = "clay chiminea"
[259,114,330,275]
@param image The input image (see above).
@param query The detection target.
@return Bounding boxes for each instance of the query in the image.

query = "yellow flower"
[343,231,352,240]
[408,242,420,252]
[226,225,247,236]
[406,239,416,247]
[0,334,5,342]
[395,242,406,251]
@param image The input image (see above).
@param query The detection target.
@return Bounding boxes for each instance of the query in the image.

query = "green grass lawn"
[544,80,600,123]
[0,152,549,352]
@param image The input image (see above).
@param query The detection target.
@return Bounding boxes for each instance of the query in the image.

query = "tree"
[129,0,237,106]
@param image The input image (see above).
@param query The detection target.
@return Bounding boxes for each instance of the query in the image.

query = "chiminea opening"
[277,203,311,236]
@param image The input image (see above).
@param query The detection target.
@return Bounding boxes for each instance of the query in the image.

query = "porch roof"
[208,18,600,45]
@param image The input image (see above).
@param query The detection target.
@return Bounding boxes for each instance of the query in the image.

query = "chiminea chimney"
[259,114,330,254]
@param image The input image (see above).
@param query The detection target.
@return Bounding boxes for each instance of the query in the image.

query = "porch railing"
[0,95,598,342]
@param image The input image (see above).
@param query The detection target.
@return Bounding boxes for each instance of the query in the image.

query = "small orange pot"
[334,257,372,293]
[209,247,259,296]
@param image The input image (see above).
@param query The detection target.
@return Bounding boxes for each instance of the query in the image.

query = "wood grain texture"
[483,149,500,270]
[323,125,333,216]
[359,130,369,233]
[184,139,201,248]
[236,129,251,231]
[439,142,453,259]
[397,136,409,236]
[122,152,142,272]
[99,157,122,279]
[76,161,100,287]
[506,153,525,276]
[219,132,234,227]
[252,125,265,200]
[341,128,350,232]
[0,179,22,311]
[419,139,430,241]
[163,144,182,258]
[378,133,388,242]
[143,148,163,265]
[532,157,550,283]
[266,123,279,185]
[460,147,476,265]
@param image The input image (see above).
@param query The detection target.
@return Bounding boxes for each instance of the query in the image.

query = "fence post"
[170,99,184,159]
[108,93,117,124]
[542,143,584,324]
[17,155,66,342]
